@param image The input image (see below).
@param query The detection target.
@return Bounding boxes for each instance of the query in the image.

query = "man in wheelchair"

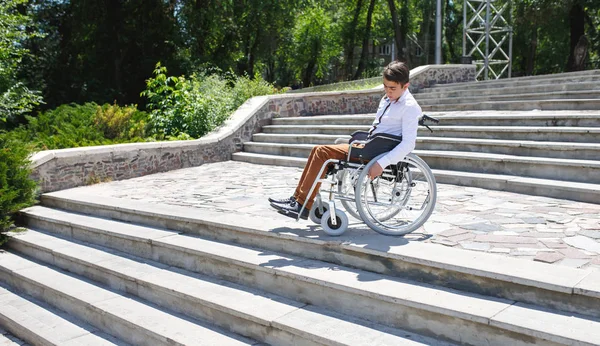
[269,61,422,220]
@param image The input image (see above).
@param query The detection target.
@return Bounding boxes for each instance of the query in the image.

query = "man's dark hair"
[383,61,410,85]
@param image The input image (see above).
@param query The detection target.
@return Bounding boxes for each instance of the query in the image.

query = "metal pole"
[435,0,442,64]
[462,0,466,58]
[484,0,491,80]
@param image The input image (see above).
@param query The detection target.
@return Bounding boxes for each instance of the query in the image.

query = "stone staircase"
[0,190,600,345]
[233,70,600,203]
[0,190,598,345]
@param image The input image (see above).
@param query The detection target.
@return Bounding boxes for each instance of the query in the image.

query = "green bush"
[9,102,149,151]
[94,103,148,141]
[142,63,280,139]
[0,132,37,244]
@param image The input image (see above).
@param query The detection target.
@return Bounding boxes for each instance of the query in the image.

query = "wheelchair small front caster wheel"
[309,203,330,224]
[321,209,348,236]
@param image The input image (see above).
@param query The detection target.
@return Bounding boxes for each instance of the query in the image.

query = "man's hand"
[368,162,383,180]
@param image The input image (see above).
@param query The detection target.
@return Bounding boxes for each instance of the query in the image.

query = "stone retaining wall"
[31,64,476,192]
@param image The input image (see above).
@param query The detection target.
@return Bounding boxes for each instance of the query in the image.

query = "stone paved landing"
[73,161,600,270]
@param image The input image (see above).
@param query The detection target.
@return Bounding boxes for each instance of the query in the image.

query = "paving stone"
[489,248,511,254]
[578,230,600,239]
[447,233,476,242]
[422,222,453,234]
[473,235,538,244]
[539,239,568,249]
[459,241,490,252]
[520,232,566,239]
[557,258,590,268]
[581,223,600,230]
[533,251,565,263]
[430,238,458,247]
[563,236,600,254]
[437,228,469,238]
[511,249,539,257]
[520,217,547,224]
[492,231,520,236]
[459,223,502,232]
[557,248,593,259]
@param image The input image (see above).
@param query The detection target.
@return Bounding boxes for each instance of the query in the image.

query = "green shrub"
[18,103,108,150]
[142,63,280,139]
[8,102,149,151]
[94,103,148,141]
[0,132,37,244]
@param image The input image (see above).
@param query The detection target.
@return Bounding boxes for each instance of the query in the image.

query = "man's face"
[383,78,408,101]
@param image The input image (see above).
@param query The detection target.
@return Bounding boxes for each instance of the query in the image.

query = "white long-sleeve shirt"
[369,89,422,168]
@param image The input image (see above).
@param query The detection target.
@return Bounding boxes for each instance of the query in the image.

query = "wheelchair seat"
[347,131,403,162]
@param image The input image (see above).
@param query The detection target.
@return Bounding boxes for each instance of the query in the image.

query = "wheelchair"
[297,115,439,236]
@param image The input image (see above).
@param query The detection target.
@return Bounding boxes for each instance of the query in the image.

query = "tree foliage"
[0,0,42,128]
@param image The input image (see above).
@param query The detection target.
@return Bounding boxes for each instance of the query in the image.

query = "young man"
[269,61,422,219]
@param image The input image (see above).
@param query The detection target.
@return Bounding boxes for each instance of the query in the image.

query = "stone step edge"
[244,142,600,163]
[35,191,600,301]
[8,229,447,346]
[418,83,600,97]
[0,285,119,346]
[0,252,254,346]
[420,98,600,110]
[421,70,600,90]
[416,90,600,104]
[250,136,600,151]
[272,112,600,123]
[416,83,600,98]
[262,124,600,133]
[16,209,600,346]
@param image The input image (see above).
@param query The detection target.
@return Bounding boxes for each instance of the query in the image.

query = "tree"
[0,0,42,128]
[354,0,376,79]
[291,3,341,86]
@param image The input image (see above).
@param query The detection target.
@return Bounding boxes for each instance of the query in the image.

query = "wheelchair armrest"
[348,132,403,162]
[349,131,369,143]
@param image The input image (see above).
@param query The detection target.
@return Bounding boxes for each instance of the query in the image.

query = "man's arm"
[368,106,420,178]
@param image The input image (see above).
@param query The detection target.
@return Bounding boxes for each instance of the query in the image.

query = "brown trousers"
[293,144,351,209]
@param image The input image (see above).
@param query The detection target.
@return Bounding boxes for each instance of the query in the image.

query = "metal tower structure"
[463,0,513,80]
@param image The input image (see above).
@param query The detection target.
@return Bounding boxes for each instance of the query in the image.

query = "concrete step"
[416,81,600,100]
[420,98,600,111]
[35,192,600,319]
[420,70,600,92]
[247,136,600,160]
[271,111,600,127]
[231,152,600,204]
[241,143,600,184]
[416,90,600,106]
[262,124,600,143]
[0,252,254,346]
[15,207,600,346]
[0,285,123,346]
[6,229,450,346]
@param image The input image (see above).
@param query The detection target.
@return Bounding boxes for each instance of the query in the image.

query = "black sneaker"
[268,196,296,205]
[270,200,309,220]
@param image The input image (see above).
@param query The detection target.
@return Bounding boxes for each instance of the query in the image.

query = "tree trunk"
[387,0,404,61]
[353,0,376,79]
[566,0,586,71]
[400,0,409,65]
[344,0,364,80]
[526,28,537,76]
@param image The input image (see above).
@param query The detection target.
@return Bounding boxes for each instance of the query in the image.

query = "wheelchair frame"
[297,115,439,236]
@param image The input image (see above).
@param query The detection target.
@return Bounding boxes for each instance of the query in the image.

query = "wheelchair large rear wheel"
[355,153,437,236]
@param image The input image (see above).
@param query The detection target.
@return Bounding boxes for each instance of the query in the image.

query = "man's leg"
[293,144,348,210]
